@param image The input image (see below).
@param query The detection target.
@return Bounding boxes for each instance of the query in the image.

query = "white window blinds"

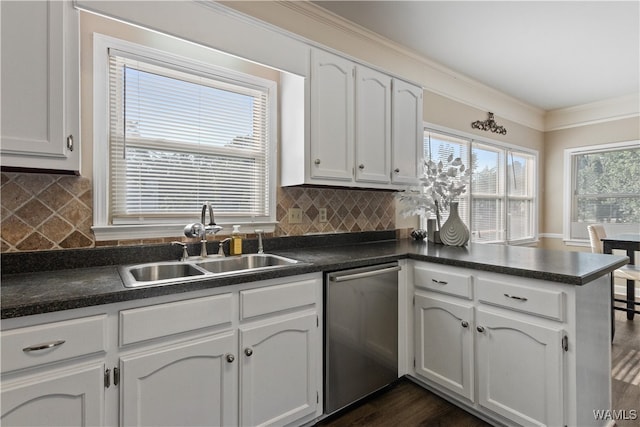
[423,131,470,225]
[424,127,538,244]
[108,50,271,224]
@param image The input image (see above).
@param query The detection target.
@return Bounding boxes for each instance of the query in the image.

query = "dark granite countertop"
[1,233,629,319]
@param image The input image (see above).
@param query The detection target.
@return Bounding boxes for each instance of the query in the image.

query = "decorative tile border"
[1,172,397,252]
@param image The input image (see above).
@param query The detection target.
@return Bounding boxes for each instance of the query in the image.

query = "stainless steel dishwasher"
[324,262,400,415]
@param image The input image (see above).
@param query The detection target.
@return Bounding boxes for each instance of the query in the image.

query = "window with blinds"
[107,49,273,225]
[424,128,537,244]
[423,131,470,225]
[565,141,640,241]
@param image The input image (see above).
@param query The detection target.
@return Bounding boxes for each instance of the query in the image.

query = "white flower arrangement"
[396,154,470,226]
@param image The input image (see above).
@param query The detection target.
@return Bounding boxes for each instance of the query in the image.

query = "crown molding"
[544,94,640,131]
[228,0,546,131]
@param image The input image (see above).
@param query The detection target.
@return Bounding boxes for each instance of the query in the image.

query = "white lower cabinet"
[413,277,566,426]
[240,313,319,427]
[410,261,612,427]
[120,332,238,427]
[475,309,564,426]
[414,292,474,402]
[1,314,108,426]
[1,363,105,426]
[1,273,322,427]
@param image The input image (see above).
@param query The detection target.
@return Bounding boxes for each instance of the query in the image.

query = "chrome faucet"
[184,202,224,258]
[255,229,264,254]
[217,237,231,257]
[171,241,189,261]
[202,202,223,235]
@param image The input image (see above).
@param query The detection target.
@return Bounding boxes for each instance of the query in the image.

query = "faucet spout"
[201,202,223,236]
[255,229,264,254]
[201,202,215,226]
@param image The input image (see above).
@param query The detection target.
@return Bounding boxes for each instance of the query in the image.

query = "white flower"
[396,154,470,218]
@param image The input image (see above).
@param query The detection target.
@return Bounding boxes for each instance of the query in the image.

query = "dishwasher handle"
[329,265,401,282]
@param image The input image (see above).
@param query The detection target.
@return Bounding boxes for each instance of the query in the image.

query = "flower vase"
[440,202,469,246]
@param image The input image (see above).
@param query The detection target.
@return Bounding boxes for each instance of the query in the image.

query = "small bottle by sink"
[230,225,243,256]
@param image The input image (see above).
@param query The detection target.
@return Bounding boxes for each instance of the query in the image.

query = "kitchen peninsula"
[1,233,630,427]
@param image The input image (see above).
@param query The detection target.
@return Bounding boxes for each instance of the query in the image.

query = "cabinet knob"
[461,321,469,328]
[476,326,485,333]
[244,348,253,357]
[314,159,321,165]
[394,168,400,173]
[226,354,235,363]
[358,164,365,170]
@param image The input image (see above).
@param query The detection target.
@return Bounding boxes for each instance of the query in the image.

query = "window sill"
[92,222,278,242]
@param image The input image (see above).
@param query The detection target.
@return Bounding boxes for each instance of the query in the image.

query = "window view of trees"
[574,147,640,224]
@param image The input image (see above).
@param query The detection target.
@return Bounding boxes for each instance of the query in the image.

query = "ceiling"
[311,1,640,111]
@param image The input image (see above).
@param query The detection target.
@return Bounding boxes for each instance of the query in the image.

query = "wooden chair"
[587,224,640,324]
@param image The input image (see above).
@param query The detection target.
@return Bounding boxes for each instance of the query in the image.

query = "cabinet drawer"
[477,278,565,321]
[1,315,107,373]
[414,265,473,299]
[240,279,317,320]
[120,293,233,346]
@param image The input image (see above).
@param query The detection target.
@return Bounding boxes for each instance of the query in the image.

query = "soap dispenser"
[230,225,243,256]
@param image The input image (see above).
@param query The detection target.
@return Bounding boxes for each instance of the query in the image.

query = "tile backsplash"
[276,186,395,236]
[1,172,396,252]
[1,173,93,252]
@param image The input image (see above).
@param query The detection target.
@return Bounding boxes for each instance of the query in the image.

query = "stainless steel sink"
[195,254,298,274]
[118,254,302,288]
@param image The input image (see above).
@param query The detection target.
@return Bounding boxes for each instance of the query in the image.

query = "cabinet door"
[120,332,237,427]
[391,79,423,185]
[1,363,104,426]
[476,309,565,427]
[240,313,319,427]
[310,49,354,181]
[414,293,474,401]
[354,66,391,184]
[0,0,80,172]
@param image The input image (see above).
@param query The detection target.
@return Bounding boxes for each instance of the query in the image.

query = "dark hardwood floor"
[318,311,639,427]
[317,379,490,427]
[611,309,640,427]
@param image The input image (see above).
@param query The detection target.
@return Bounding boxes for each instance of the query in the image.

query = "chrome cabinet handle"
[22,340,66,352]
[226,354,235,363]
[244,348,253,357]
[476,326,485,333]
[504,293,528,302]
[461,321,469,328]
[358,164,365,170]
[431,279,448,285]
[314,159,321,165]
[394,168,400,173]
[66,135,74,152]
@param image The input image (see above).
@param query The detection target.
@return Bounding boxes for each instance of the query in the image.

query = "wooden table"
[601,233,640,320]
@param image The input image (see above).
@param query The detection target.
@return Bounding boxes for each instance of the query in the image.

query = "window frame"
[423,124,539,245]
[563,140,640,246]
[92,34,278,241]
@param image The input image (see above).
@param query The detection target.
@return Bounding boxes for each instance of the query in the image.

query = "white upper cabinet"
[310,49,355,181]
[282,47,423,190]
[355,66,392,184]
[0,0,80,173]
[391,79,423,185]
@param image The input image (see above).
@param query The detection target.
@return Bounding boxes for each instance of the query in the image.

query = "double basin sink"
[118,254,303,288]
